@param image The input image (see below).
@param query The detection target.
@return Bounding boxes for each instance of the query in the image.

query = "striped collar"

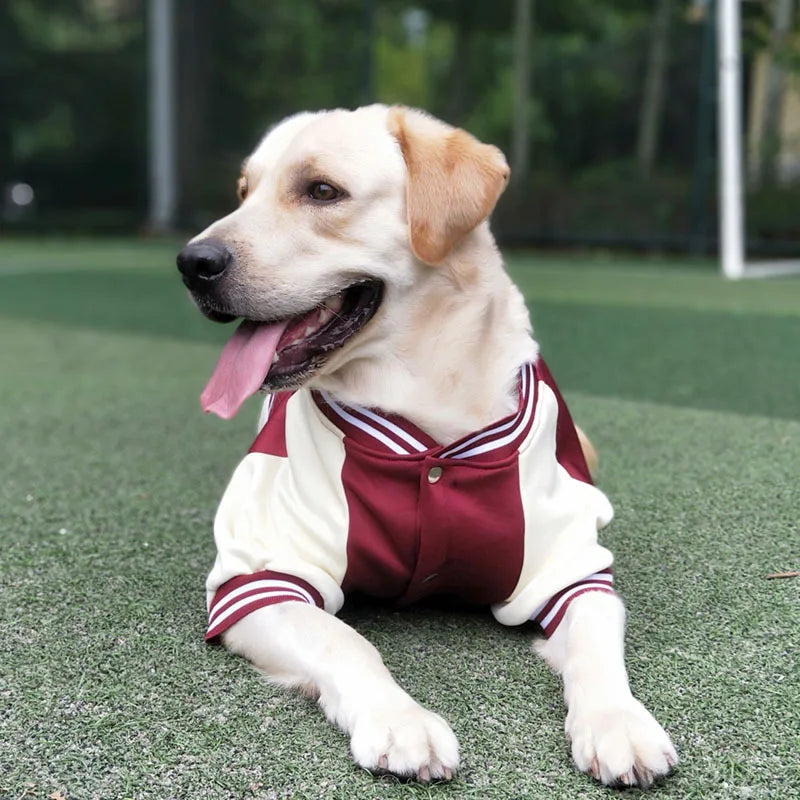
[314,362,537,462]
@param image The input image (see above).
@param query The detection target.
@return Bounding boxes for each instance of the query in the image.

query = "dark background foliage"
[2,0,797,253]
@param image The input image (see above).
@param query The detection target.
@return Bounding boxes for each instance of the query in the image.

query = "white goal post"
[717,0,800,279]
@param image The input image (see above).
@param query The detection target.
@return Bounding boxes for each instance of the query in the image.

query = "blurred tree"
[180,0,373,219]
[756,0,795,186]
[176,0,212,223]
[636,0,674,176]
[374,6,434,108]
[2,0,144,225]
[4,0,796,251]
[0,4,26,180]
[511,0,533,181]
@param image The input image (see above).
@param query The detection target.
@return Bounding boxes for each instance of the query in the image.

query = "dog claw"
[634,766,654,788]
[442,766,453,780]
[351,696,459,782]
[569,699,677,788]
[618,770,635,786]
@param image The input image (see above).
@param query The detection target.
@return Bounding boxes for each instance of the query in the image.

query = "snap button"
[427,466,443,483]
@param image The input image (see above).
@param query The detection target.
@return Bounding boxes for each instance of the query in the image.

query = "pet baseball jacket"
[205,359,615,642]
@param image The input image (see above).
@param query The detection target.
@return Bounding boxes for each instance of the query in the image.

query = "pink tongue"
[201,319,289,419]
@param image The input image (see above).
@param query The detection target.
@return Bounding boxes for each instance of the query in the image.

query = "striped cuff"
[531,569,615,637]
[206,569,324,642]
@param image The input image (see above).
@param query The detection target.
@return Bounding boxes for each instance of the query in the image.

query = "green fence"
[2,0,799,255]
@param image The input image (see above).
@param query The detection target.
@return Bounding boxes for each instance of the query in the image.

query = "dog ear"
[388,106,510,266]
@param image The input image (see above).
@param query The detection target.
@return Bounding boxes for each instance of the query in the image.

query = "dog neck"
[312,231,538,446]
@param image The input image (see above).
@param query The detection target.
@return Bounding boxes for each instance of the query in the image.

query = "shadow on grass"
[533,302,800,420]
[0,269,229,345]
[2,269,799,420]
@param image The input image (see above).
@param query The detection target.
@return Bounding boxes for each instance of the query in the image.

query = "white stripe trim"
[209,578,317,621]
[344,403,428,452]
[538,578,615,630]
[448,367,535,459]
[529,573,614,621]
[321,392,411,455]
[440,364,532,458]
[583,571,614,584]
[208,588,312,633]
[321,362,534,458]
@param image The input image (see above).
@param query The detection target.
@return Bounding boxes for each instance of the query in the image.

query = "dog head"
[177,105,509,418]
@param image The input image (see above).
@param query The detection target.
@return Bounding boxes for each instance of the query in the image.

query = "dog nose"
[176,239,232,288]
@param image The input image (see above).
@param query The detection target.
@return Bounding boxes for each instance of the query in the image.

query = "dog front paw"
[567,697,677,788]
[349,693,459,782]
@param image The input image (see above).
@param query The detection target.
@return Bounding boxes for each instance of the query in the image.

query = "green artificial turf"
[0,239,798,800]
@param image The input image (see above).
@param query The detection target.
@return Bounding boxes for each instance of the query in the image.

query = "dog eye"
[307,181,341,202]
[237,176,248,203]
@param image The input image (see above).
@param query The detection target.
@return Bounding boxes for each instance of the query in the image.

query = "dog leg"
[536,592,677,788]
[222,602,459,781]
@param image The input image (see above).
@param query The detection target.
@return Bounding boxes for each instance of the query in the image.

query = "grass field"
[0,238,798,800]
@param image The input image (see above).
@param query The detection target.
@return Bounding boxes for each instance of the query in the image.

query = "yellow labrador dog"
[177,105,677,787]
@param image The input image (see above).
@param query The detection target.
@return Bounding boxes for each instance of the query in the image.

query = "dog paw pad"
[567,698,677,788]
[350,697,459,781]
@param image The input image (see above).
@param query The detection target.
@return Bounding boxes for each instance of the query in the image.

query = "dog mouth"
[200,280,384,419]
[271,280,384,379]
